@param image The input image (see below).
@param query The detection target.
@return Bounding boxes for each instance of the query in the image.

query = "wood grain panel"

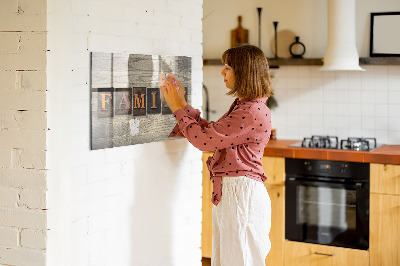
[261,156,285,185]
[370,163,400,195]
[284,241,369,266]
[370,193,400,266]
[201,152,213,258]
[264,185,285,266]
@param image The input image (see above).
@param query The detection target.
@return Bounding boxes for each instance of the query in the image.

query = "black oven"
[285,158,369,250]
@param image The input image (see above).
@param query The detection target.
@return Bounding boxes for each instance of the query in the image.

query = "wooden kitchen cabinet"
[370,163,400,266]
[202,152,213,258]
[370,163,400,195]
[201,154,286,266]
[264,184,285,266]
[284,241,369,266]
[262,156,285,266]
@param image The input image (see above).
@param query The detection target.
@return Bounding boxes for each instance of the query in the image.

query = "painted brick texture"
[46,0,203,266]
[0,0,47,265]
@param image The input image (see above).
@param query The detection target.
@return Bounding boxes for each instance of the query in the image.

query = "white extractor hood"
[320,0,365,71]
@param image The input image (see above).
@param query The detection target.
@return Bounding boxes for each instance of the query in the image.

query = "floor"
[202,257,211,266]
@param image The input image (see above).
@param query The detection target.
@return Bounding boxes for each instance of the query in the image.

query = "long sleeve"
[169,104,210,137]
[172,105,259,152]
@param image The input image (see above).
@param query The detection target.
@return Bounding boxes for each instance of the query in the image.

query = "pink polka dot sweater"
[169,97,271,206]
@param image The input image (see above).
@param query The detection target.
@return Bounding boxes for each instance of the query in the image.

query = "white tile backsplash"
[204,65,400,144]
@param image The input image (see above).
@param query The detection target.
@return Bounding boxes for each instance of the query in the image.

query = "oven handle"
[286,177,364,189]
[314,252,335,257]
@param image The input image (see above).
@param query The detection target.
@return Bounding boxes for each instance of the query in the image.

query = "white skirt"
[212,176,271,266]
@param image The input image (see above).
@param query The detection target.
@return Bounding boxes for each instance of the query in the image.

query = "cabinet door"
[264,185,284,266]
[261,156,285,185]
[370,163,400,195]
[202,152,213,258]
[284,241,369,266]
[370,193,400,266]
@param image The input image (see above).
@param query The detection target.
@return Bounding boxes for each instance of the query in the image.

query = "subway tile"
[374,90,388,104]
[361,90,375,104]
[284,66,298,77]
[335,74,349,90]
[374,117,389,131]
[286,77,299,89]
[336,90,349,103]
[348,103,362,116]
[388,65,400,76]
[336,103,349,116]
[374,130,389,144]
[388,117,400,131]
[323,86,336,103]
[298,77,310,89]
[310,77,324,89]
[310,66,323,77]
[361,128,375,138]
[348,90,362,103]
[362,116,375,130]
[374,77,388,91]
[388,91,400,104]
[298,67,311,78]
[388,131,400,143]
[348,116,362,129]
[361,103,375,116]
[336,115,349,129]
[388,75,400,91]
[348,72,362,90]
[374,65,388,77]
[388,104,400,117]
[349,128,362,137]
[375,104,389,117]
[323,103,336,115]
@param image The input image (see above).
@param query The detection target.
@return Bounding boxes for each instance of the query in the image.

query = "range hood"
[320,0,365,71]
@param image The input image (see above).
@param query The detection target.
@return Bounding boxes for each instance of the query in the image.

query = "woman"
[161,44,273,266]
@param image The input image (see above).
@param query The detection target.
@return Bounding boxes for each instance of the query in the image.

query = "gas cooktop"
[289,135,382,151]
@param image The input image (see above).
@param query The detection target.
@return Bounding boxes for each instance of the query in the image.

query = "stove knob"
[305,162,312,171]
[340,164,347,174]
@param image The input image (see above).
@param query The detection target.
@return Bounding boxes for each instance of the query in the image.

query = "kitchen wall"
[203,0,400,144]
[46,0,203,265]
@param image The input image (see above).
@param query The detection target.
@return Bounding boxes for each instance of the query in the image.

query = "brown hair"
[221,44,273,99]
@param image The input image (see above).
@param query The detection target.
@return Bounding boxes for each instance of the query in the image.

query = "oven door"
[285,177,369,250]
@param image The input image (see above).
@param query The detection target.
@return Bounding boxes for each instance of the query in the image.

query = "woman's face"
[221,64,235,89]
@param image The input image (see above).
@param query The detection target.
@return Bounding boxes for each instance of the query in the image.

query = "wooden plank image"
[90,52,191,150]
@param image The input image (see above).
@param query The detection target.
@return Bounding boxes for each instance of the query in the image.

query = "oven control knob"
[304,161,312,171]
[340,164,347,174]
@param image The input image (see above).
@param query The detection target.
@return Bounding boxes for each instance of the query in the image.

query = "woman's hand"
[173,76,188,108]
[160,75,187,113]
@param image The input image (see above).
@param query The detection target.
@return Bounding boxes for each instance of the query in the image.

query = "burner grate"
[340,137,377,151]
[301,135,339,149]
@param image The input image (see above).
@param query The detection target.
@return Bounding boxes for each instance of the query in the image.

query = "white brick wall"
[0,0,48,265]
[46,1,203,266]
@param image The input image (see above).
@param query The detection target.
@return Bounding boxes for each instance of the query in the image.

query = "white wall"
[203,0,400,58]
[203,0,400,145]
[0,0,48,265]
[47,0,203,266]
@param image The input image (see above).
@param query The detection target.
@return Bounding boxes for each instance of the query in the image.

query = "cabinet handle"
[314,252,335,257]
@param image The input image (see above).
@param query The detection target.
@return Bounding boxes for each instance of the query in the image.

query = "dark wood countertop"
[263,139,400,165]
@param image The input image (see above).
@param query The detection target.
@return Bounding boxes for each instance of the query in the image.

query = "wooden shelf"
[359,57,400,65]
[203,57,400,67]
[203,58,323,67]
